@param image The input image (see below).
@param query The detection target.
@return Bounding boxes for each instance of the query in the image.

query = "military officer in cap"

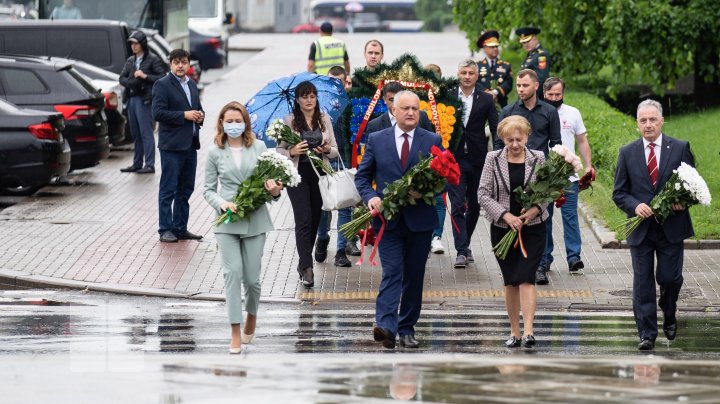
[517,27,550,99]
[476,30,513,108]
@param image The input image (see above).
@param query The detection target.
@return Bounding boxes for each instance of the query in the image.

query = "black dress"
[490,162,546,286]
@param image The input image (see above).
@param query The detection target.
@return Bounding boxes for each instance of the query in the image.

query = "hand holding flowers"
[214,151,301,226]
[615,162,711,239]
[266,119,334,175]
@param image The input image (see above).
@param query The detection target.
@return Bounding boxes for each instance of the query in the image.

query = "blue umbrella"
[246,71,349,148]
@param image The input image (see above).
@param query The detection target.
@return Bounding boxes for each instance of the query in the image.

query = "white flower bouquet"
[266,119,334,175]
[615,162,711,239]
[214,151,301,226]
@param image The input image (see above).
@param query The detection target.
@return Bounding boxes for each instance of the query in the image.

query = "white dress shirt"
[389,112,397,127]
[458,87,474,127]
[642,134,663,167]
[394,125,415,159]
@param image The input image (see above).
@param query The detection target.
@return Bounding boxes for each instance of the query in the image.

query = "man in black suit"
[449,59,498,268]
[152,49,205,243]
[366,82,435,135]
[613,99,695,351]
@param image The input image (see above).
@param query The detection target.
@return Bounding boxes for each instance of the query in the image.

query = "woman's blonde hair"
[497,115,531,141]
[214,101,255,148]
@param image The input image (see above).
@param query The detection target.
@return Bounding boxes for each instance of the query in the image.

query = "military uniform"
[477,58,513,108]
[520,44,550,98]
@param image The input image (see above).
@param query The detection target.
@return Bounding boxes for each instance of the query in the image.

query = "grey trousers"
[215,232,266,325]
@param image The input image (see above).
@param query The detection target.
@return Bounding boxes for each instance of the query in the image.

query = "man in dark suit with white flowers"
[355,91,442,350]
[613,99,695,351]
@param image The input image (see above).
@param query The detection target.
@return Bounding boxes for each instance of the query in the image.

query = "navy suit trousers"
[158,148,197,234]
[630,220,684,340]
[375,218,433,337]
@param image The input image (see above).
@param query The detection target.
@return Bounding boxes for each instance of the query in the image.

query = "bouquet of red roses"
[340,146,460,263]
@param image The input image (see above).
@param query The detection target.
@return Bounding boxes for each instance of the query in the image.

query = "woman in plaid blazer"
[478,115,549,348]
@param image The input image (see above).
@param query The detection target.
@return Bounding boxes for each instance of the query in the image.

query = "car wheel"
[3,185,40,196]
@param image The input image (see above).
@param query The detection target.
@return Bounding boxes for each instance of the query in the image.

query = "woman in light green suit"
[203,101,283,354]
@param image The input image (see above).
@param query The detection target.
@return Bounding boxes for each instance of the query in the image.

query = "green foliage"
[415,0,453,32]
[452,0,720,95]
[567,91,719,239]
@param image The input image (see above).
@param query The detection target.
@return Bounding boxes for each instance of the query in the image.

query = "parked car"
[0,98,70,195]
[0,55,109,170]
[292,17,348,34]
[0,20,132,74]
[189,0,231,70]
[71,60,126,146]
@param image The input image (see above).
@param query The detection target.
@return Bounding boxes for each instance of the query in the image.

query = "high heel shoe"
[228,345,242,354]
[505,336,521,348]
[241,332,254,344]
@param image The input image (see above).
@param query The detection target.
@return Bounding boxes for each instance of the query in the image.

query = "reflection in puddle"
[158,313,196,352]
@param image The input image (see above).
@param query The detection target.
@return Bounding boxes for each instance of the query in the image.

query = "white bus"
[310,0,421,32]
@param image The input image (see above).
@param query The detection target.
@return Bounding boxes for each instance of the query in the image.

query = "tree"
[415,0,453,32]
[452,0,720,103]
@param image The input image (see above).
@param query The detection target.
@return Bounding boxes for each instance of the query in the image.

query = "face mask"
[546,98,564,108]
[223,122,246,138]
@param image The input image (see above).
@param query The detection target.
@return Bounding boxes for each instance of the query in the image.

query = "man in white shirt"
[542,77,594,272]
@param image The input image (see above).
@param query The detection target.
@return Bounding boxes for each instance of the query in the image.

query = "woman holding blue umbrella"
[277,81,338,288]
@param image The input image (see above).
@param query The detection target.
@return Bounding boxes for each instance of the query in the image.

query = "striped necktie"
[647,142,658,187]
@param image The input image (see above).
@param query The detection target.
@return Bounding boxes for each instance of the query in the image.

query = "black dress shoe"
[314,238,329,262]
[638,338,655,351]
[663,316,677,341]
[120,166,140,173]
[334,251,352,267]
[399,334,419,348]
[300,267,314,288]
[175,230,203,240]
[373,326,395,349]
[522,335,536,347]
[535,270,549,285]
[159,230,178,243]
[345,242,361,256]
[135,167,155,174]
[505,336,521,348]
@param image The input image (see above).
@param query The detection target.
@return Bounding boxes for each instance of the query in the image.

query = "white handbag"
[311,156,362,211]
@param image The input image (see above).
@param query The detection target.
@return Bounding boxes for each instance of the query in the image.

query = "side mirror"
[224,12,234,25]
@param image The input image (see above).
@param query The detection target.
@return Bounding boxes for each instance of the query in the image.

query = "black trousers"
[448,152,486,256]
[287,161,323,270]
[630,220,684,340]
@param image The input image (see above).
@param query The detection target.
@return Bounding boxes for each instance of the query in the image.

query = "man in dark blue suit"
[152,49,205,243]
[355,91,443,349]
[613,99,695,351]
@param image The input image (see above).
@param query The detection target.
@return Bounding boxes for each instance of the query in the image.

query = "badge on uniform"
[497,66,505,73]
[480,67,488,75]
[498,77,503,83]
[538,56,547,70]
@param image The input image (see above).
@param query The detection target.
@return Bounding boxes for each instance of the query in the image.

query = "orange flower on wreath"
[419,101,456,149]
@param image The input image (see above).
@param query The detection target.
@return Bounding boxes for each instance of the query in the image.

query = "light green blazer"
[203,140,275,236]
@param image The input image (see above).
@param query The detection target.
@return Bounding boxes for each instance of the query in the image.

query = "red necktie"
[400,133,409,169]
[647,142,658,187]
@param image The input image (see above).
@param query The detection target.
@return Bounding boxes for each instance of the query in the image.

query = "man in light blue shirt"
[50,0,82,19]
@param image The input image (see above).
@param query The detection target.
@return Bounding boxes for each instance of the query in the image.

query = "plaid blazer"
[478,147,549,228]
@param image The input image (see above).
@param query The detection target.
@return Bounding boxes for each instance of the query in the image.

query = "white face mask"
[223,122,246,138]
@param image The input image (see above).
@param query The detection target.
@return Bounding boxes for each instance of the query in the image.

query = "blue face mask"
[224,122,246,138]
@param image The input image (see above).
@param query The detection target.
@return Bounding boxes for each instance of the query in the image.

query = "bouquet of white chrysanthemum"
[266,119,333,175]
[214,151,301,226]
[615,162,711,239]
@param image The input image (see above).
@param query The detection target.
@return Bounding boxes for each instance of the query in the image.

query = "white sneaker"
[431,236,444,254]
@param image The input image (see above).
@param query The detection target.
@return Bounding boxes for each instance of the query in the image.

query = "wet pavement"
[2,290,720,403]
[0,33,719,310]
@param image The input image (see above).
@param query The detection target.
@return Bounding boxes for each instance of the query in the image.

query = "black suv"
[0,55,109,170]
[0,98,70,195]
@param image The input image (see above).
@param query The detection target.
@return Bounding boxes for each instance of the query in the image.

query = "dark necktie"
[400,133,409,169]
[647,142,658,187]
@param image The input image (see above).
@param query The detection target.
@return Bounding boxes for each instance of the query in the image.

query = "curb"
[578,201,719,250]
[0,269,301,303]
